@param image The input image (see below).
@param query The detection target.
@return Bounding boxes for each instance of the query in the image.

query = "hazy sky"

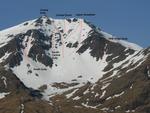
[0,0,150,48]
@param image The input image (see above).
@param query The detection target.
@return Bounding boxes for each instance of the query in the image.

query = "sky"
[0,0,150,48]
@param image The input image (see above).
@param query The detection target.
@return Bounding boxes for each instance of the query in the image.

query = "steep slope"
[0,16,149,113]
[53,48,150,113]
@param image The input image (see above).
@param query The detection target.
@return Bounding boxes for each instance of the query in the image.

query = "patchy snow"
[90,84,96,90]
[101,83,110,90]
[1,76,7,88]
[100,90,106,98]
[83,88,90,95]
[73,96,81,100]
[91,91,95,94]
[101,107,110,111]
[20,104,24,113]
[106,91,124,100]
[101,51,139,81]
[102,49,147,80]
[112,55,119,60]
[115,106,121,109]
[121,49,150,74]
[130,84,133,89]
[95,93,99,97]
[126,52,146,73]
[74,105,82,108]
[106,96,112,100]
[43,84,82,101]
[113,91,124,98]
[126,110,135,113]
[81,103,97,109]
[66,89,78,98]
[0,52,11,63]
[0,92,10,99]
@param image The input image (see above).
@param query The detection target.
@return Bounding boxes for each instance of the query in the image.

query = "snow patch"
[101,83,110,90]
[83,88,90,95]
[0,52,11,63]
[0,92,10,99]
[1,76,7,88]
[73,96,81,100]
[66,89,78,98]
[100,90,106,98]
[20,104,24,113]
[81,103,97,109]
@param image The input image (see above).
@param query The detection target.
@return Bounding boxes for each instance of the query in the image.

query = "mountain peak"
[34,16,52,26]
[0,16,143,52]
[0,16,150,113]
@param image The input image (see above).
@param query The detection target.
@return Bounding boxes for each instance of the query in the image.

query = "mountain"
[0,16,149,113]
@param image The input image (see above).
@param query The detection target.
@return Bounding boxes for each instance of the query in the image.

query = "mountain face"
[0,16,149,113]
